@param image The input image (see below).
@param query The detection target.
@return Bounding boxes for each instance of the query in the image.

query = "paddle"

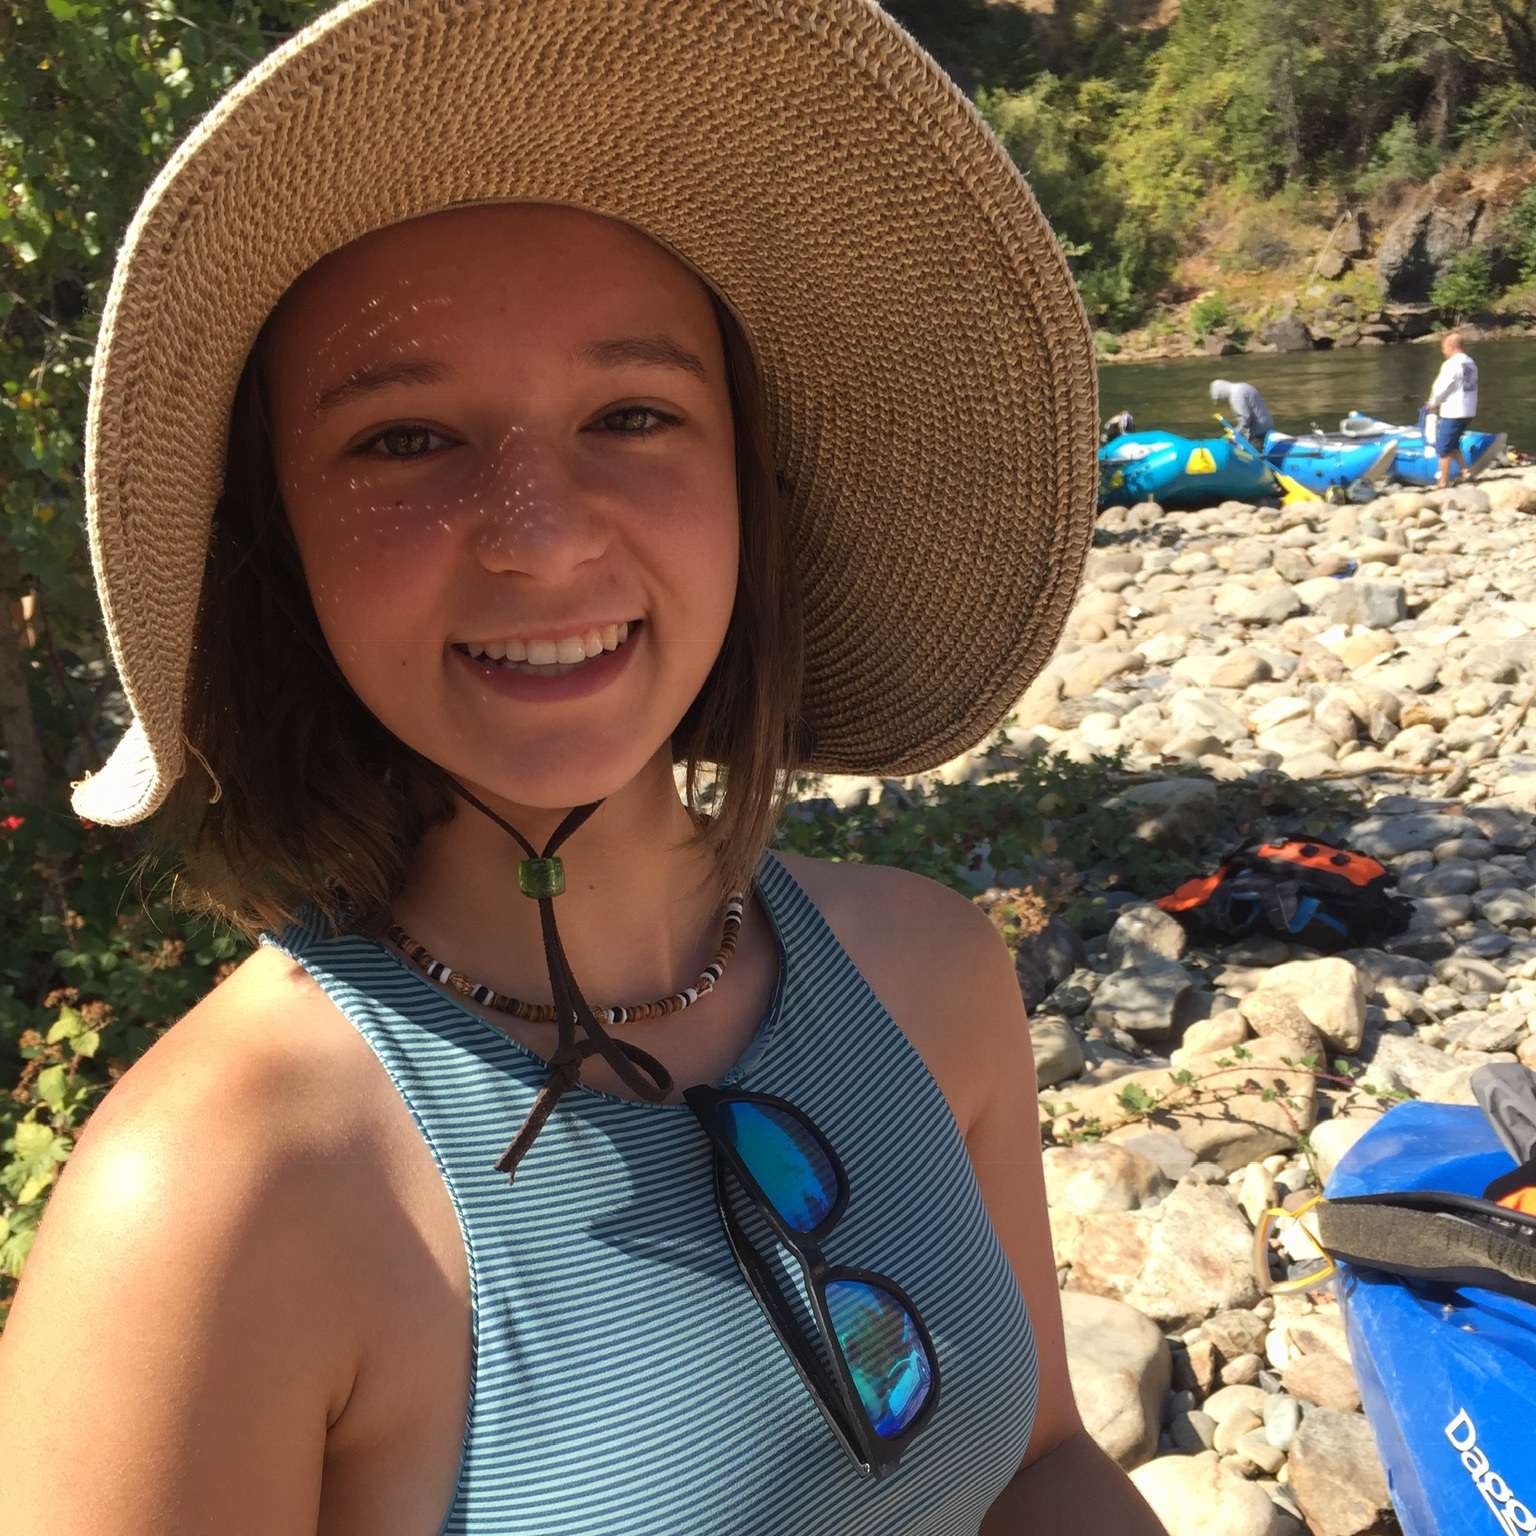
[1215,413,1322,506]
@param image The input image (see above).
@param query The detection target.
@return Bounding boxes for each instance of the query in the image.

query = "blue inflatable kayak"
[1263,433,1397,499]
[1324,1094,1536,1536]
[1340,412,1507,487]
[1099,431,1273,509]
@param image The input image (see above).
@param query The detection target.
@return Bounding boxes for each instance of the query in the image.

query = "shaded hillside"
[886,0,1536,330]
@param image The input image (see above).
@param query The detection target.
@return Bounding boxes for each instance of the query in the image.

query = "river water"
[1098,336,1535,444]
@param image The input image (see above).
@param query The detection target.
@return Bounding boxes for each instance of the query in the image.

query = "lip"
[448,620,642,704]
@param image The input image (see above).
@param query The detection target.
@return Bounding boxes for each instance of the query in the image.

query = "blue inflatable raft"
[1098,431,1272,509]
[1322,1092,1536,1536]
[1264,432,1397,499]
[1340,412,1507,487]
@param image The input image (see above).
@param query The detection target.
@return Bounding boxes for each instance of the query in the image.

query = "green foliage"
[979,76,1175,328]
[775,749,1196,909]
[883,0,1040,92]
[1189,291,1237,337]
[0,799,247,1321]
[1355,113,1442,197]
[1112,0,1411,228]
[775,742,1363,935]
[1457,82,1536,155]
[0,0,316,1325]
[1503,185,1536,282]
[1432,250,1498,318]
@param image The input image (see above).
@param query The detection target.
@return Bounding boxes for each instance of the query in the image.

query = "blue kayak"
[1327,1101,1536,1536]
[1340,412,1507,487]
[1263,432,1397,498]
[1098,431,1273,509]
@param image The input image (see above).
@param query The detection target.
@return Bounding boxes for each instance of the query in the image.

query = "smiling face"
[262,203,740,811]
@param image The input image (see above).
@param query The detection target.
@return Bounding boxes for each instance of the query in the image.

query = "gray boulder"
[1030,1016,1086,1088]
[1042,1141,1171,1215]
[1087,961,1193,1040]
[1069,1183,1261,1329]
[1377,186,1487,302]
[1108,777,1224,850]
[1131,1453,1299,1536]
[1061,1290,1171,1469]
[1288,1409,1393,1536]
[1107,903,1190,969]
[1310,580,1407,629]
[1260,313,1314,352]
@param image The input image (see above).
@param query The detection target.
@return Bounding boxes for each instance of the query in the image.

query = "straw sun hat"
[71,0,1098,827]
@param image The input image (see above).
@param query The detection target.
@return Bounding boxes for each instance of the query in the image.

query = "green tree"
[1431,248,1498,316]
[1503,184,1536,279]
[0,0,322,1323]
[981,74,1173,327]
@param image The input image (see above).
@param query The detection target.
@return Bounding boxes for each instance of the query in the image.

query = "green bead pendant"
[518,856,566,900]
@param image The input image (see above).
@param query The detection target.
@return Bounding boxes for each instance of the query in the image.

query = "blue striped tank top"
[263,853,1037,1535]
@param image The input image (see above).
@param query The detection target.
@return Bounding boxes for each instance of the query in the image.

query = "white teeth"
[460,622,636,669]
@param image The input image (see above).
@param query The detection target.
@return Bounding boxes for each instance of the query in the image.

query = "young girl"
[0,2,1163,1531]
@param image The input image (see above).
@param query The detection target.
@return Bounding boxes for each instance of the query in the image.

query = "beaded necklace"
[389,891,746,1027]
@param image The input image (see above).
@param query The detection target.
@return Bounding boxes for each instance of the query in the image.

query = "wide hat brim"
[72,0,1098,826]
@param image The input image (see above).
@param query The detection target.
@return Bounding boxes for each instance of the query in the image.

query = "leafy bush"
[775,743,1362,931]
[1432,250,1497,319]
[979,77,1175,329]
[1356,114,1441,198]
[1457,82,1536,156]
[0,801,245,1320]
[1502,185,1536,284]
[1189,291,1237,337]
[0,0,321,1329]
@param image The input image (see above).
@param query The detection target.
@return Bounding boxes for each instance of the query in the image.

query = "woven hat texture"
[72,0,1098,826]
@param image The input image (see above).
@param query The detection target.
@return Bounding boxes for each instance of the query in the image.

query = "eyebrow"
[310,334,708,419]
[578,335,708,378]
[311,358,451,418]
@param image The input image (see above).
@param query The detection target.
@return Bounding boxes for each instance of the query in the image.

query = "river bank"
[1099,333,1536,441]
[787,466,1536,1535]
[1103,303,1536,366]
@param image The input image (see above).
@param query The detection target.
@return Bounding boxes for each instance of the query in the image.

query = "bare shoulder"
[89,941,377,1143]
[771,853,1027,1129]
[0,943,390,1529]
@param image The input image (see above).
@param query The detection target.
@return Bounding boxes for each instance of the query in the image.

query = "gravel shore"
[794,466,1536,1536]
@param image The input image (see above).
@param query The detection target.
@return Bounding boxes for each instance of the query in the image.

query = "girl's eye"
[356,425,453,459]
[595,406,678,436]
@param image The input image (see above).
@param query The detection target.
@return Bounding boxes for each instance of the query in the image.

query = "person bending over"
[1209,378,1274,448]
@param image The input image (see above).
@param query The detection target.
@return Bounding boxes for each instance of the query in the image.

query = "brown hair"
[154,295,804,939]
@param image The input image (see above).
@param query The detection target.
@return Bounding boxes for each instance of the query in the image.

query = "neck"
[391,748,735,1008]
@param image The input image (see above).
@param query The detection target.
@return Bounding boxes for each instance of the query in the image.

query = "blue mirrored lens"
[826,1279,933,1438]
[717,1101,838,1233]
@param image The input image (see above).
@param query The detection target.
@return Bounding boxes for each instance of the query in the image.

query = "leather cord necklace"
[441,779,673,1181]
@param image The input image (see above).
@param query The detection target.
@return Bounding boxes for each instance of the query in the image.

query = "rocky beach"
[792,466,1536,1536]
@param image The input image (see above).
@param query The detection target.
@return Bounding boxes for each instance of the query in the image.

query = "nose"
[470,433,609,582]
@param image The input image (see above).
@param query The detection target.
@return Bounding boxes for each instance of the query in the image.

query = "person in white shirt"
[1426,331,1479,487]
